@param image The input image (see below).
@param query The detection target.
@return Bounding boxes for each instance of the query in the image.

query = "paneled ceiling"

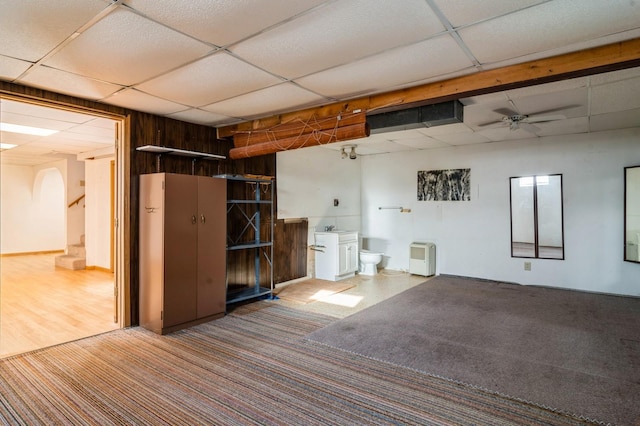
[2,0,640,165]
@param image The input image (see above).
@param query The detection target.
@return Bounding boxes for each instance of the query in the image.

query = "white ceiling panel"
[137,52,282,107]
[42,8,213,86]
[590,77,640,115]
[534,116,589,137]
[421,122,474,136]
[202,83,327,119]
[589,67,640,86]
[0,0,110,62]
[506,78,589,100]
[1,112,80,131]
[590,108,640,133]
[0,55,32,80]
[295,35,474,99]
[103,89,188,116]
[477,126,537,142]
[167,109,236,127]
[351,140,414,155]
[231,0,445,79]
[123,0,328,47]
[458,0,640,65]
[1,99,98,123]
[432,0,548,28]
[0,131,40,145]
[432,132,492,146]
[19,66,122,100]
[393,137,451,150]
[511,87,588,118]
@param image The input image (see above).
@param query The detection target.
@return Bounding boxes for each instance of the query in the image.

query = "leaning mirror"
[625,165,640,263]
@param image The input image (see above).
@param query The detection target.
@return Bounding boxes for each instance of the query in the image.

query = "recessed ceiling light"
[0,122,59,136]
[0,143,17,150]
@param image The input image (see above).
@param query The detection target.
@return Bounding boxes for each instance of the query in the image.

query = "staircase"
[55,235,86,270]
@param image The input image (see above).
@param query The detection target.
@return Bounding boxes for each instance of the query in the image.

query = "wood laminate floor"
[0,253,119,358]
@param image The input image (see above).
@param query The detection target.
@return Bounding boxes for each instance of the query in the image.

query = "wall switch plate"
[524,261,531,271]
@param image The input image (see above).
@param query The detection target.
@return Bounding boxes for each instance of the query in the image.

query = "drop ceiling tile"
[1,112,79,131]
[392,136,451,150]
[167,109,234,127]
[295,35,474,99]
[534,117,589,137]
[202,83,327,120]
[477,126,535,142]
[591,77,640,115]
[432,0,547,27]
[0,55,32,80]
[137,52,282,107]
[123,0,328,47]
[18,66,122,100]
[354,140,414,155]
[511,87,588,118]
[432,132,491,146]
[65,124,115,140]
[0,132,40,145]
[231,0,445,79]
[43,7,212,86]
[458,0,640,65]
[103,89,188,116]
[0,0,110,62]
[4,145,53,156]
[590,66,640,86]
[590,108,640,132]
[45,131,112,145]
[1,99,100,124]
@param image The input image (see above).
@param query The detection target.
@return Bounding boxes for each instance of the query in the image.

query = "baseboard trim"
[1,250,64,257]
[86,265,113,273]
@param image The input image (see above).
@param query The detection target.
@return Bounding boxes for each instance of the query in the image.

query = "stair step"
[67,244,86,257]
[55,255,86,270]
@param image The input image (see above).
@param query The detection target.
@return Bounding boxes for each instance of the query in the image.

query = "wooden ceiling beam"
[218,37,640,139]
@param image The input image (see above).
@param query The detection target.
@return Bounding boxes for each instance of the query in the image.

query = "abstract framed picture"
[418,168,471,201]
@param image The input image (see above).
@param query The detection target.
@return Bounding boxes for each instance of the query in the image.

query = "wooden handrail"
[68,194,85,208]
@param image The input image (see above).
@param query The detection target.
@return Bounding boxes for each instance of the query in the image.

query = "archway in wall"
[0,96,127,358]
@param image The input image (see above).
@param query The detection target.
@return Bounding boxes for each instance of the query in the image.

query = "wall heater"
[409,242,436,276]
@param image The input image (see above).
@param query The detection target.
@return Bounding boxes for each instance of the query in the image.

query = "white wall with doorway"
[277,128,640,296]
[0,161,66,254]
[84,157,113,270]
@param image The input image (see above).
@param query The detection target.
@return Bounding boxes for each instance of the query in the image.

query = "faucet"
[325,225,335,231]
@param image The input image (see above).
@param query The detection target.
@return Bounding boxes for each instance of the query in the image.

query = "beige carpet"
[275,278,354,303]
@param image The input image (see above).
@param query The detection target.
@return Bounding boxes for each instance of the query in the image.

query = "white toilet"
[359,250,383,276]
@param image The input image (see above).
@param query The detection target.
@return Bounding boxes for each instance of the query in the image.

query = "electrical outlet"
[524,261,531,271]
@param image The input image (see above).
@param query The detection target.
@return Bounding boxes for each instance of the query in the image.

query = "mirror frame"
[624,165,640,264]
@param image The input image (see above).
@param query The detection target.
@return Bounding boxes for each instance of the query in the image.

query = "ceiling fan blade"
[519,122,540,133]
[492,108,518,116]
[524,114,566,123]
[476,120,506,128]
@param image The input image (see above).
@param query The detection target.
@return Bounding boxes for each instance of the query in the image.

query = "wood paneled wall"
[1,82,308,325]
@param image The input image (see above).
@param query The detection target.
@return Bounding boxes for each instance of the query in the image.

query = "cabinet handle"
[191,215,197,225]
[201,214,206,224]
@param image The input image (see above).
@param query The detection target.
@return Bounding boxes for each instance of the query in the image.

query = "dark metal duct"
[367,100,463,134]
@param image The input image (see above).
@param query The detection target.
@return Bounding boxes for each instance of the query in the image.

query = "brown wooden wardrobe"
[139,173,227,334]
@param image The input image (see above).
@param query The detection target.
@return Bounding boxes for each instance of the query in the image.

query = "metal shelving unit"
[215,174,274,305]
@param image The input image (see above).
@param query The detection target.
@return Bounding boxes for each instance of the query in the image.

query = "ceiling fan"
[479,103,573,133]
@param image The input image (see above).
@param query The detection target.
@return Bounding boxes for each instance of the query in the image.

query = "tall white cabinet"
[139,173,227,334]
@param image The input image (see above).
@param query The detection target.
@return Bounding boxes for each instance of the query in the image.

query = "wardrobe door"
[196,176,227,318]
[163,174,198,328]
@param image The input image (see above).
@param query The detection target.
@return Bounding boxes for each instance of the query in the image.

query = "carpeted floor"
[0,301,594,425]
[306,275,640,425]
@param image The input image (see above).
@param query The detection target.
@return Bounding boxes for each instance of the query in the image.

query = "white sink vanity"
[314,231,359,281]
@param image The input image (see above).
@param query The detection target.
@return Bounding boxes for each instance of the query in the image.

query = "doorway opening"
[0,96,128,358]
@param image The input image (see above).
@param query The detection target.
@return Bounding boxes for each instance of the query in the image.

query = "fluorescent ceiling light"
[0,122,59,136]
[0,143,17,149]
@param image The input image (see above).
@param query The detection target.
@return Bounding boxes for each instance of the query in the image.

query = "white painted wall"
[0,162,65,254]
[277,128,640,296]
[66,159,86,246]
[85,157,112,269]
